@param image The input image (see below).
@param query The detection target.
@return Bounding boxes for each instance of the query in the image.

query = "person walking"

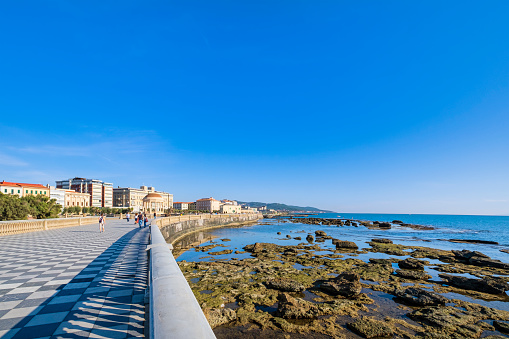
[99,214,105,233]
[144,214,148,228]
[138,212,143,228]
[126,212,130,222]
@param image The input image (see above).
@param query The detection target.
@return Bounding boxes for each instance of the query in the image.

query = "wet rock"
[395,287,448,306]
[319,272,362,297]
[409,306,482,338]
[439,274,509,295]
[334,240,358,250]
[371,238,393,244]
[264,278,305,292]
[283,248,298,255]
[449,239,498,245]
[347,317,394,338]
[208,249,233,255]
[306,235,314,242]
[369,258,398,265]
[277,232,281,235]
[398,258,426,270]
[396,269,431,280]
[354,263,394,282]
[468,256,509,269]
[204,308,237,328]
[221,238,231,242]
[493,321,509,334]
[452,249,490,262]
[243,243,278,253]
[378,222,391,228]
[392,220,403,224]
[276,293,321,319]
[315,230,327,237]
[286,235,291,239]
[293,237,301,240]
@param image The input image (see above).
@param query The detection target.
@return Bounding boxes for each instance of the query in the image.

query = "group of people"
[125,212,149,228]
[99,211,153,232]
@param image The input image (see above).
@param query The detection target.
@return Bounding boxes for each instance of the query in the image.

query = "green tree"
[0,193,32,221]
[21,195,61,219]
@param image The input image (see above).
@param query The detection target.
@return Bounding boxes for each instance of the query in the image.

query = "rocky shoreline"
[177,224,509,338]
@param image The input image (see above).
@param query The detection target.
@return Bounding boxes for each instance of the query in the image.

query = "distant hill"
[237,201,334,213]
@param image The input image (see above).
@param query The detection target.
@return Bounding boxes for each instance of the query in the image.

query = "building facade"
[113,186,173,212]
[49,186,66,209]
[196,197,221,212]
[65,190,91,208]
[173,202,190,210]
[220,204,241,214]
[56,177,113,208]
[0,181,50,198]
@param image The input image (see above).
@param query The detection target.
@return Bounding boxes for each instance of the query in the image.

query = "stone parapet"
[0,216,99,236]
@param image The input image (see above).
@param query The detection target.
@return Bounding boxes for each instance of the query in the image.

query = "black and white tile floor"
[0,219,149,338]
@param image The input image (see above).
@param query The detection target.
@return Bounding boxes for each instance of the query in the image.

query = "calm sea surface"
[177,213,509,263]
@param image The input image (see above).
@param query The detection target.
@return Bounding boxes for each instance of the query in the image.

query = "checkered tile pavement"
[0,218,149,338]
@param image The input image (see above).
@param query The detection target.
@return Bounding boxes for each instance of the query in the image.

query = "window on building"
[4,189,6,193]
[18,190,20,193]
[11,189,14,194]
[31,190,33,194]
[26,190,28,193]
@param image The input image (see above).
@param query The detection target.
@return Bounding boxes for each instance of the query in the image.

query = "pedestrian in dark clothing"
[138,213,143,228]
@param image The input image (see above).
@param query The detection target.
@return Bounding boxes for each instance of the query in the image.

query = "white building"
[49,186,66,210]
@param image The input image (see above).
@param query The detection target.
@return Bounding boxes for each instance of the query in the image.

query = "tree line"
[0,192,61,221]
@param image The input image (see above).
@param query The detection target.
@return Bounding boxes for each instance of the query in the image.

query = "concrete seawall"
[153,213,263,244]
[148,213,262,338]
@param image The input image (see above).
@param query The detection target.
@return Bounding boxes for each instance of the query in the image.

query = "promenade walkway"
[0,218,149,339]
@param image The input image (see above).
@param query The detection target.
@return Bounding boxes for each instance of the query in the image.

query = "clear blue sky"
[1,1,508,215]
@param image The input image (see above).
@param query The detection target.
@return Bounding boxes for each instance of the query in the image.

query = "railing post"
[43,220,48,230]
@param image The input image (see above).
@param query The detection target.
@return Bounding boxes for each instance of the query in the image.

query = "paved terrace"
[0,218,149,339]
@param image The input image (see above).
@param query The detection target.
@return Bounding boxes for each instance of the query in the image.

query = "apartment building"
[221,199,238,206]
[0,181,50,198]
[173,202,192,210]
[56,177,113,208]
[196,197,221,212]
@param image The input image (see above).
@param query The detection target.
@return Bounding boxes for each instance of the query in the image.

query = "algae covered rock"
[409,306,483,338]
[371,238,393,244]
[493,321,509,334]
[315,230,327,237]
[439,273,509,295]
[347,317,394,338]
[334,240,358,250]
[396,269,431,281]
[398,257,426,270]
[204,307,237,328]
[263,278,305,292]
[319,272,362,297]
[394,287,449,306]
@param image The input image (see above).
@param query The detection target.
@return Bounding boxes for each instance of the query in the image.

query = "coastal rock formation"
[409,306,483,338]
[355,262,394,281]
[334,240,358,250]
[275,292,355,319]
[450,239,499,245]
[371,238,393,244]
[263,278,305,292]
[209,249,233,255]
[493,320,509,334]
[319,272,362,297]
[394,287,448,306]
[204,308,237,328]
[398,258,426,270]
[293,236,301,240]
[315,230,327,237]
[396,269,431,281]
[306,234,314,242]
[439,274,509,295]
[347,317,394,338]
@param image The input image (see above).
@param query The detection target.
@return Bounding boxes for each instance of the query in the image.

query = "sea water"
[177,213,509,263]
